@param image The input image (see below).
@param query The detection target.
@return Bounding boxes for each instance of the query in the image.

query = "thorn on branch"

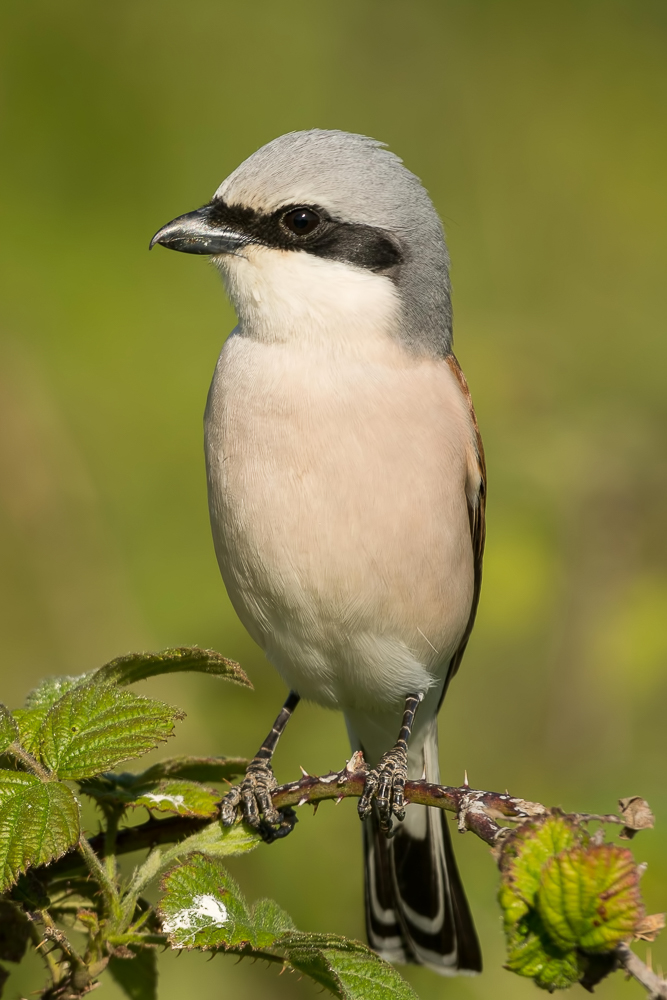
[616,942,667,999]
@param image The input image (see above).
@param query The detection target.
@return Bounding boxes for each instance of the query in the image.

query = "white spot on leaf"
[142,792,186,808]
[162,894,228,944]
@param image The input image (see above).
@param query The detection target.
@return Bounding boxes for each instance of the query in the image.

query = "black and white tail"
[363,723,482,974]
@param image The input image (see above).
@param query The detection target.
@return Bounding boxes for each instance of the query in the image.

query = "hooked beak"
[149,204,247,255]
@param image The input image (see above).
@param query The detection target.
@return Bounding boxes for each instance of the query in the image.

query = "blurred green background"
[1,1,666,997]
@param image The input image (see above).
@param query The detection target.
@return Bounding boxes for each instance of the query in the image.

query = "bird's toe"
[220,757,296,842]
[358,747,409,834]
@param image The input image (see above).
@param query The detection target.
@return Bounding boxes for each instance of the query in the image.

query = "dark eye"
[282,208,321,236]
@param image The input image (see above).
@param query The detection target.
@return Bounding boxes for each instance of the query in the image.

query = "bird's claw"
[220,757,297,843]
[357,745,409,835]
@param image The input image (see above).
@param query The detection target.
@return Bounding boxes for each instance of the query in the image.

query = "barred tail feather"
[363,723,482,975]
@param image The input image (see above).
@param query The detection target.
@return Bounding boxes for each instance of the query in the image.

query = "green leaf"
[538,844,643,953]
[500,814,579,927]
[280,941,340,996]
[120,822,260,909]
[17,676,92,757]
[11,709,47,757]
[94,647,252,689]
[158,855,254,949]
[251,899,296,947]
[0,709,18,755]
[0,901,30,962]
[109,948,157,1000]
[166,820,260,862]
[37,681,183,780]
[24,675,90,711]
[133,755,248,784]
[498,815,643,993]
[85,778,219,818]
[157,857,418,999]
[504,911,581,991]
[0,771,80,890]
[78,758,247,809]
[280,934,419,1000]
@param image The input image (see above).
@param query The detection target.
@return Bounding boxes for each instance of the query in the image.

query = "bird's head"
[151,130,452,355]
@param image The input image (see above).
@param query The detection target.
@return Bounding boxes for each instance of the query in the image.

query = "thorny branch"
[43,752,662,996]
[616,944,667,999]
[271,751,649,848]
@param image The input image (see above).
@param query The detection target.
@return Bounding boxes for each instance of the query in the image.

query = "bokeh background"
[1,1,666,997]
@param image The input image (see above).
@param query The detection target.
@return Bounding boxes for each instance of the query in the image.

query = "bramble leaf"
[160,820,261,866]
[24,675,89,711]
[18,676,93,756]
[499,813,647,992]
[11,710,46,757]
[251,898,297,947]
[159,855,254,949]
[78,757,247,808]
[134,755,248,784]
[0,708,18,756]
[94,647,251,689]
[109,947,157,1000]
[504,910,580,990]
[280,934,419,1000]
[500,814,579,925]
[538,844,643,952]
[83,778,219,818]
[158,856,418,998]
[37,681,183,780]
[0,771,80,890]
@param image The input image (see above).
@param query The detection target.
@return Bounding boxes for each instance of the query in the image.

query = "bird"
[150,129,486,976]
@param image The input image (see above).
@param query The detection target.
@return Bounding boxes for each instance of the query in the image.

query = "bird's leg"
[357,692,423,835]
[220,690,300,843]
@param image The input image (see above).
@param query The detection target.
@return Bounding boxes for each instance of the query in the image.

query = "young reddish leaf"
[538,844,643,953]
[500,814,579,915]
[498,815,641,993]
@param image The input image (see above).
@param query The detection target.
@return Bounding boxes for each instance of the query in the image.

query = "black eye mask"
[207,199,405,275]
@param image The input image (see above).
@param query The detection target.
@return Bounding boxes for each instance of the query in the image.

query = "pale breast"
[204,331,477,711]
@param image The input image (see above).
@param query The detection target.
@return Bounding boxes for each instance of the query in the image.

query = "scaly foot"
[357,743,409,835]
[220,757,297,843]
[357,692,423,835]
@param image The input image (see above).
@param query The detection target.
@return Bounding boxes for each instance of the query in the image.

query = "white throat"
[213,246,403,358]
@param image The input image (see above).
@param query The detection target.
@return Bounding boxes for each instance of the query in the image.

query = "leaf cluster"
[158,854,415,999]
[498,813,649,991]
[0,648,418,1000]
